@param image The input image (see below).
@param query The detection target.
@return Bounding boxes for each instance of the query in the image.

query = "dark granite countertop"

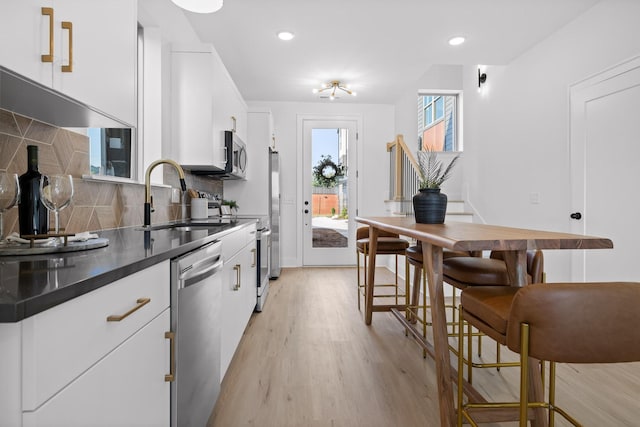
[0,219,256,322]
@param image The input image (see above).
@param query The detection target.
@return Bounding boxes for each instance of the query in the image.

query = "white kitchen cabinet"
[0,0,137,125]
[220,224,257,379]
[225,109,274,215]
[22,309,170,427]
[18,260,171,426]
[0,1,52,86]
[170,44,247,170]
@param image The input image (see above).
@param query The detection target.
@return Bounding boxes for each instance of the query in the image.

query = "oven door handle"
[179,257,224,288]
[260,229,272,238]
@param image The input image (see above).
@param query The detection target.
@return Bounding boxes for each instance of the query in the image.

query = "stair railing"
[386,134,421,214]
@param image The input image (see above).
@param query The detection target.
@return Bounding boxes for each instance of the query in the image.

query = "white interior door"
[570,57,640,281]
[302,118,357,266]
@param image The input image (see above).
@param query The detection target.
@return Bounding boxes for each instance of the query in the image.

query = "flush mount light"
[448,36,465,46]
[171,0,223,14]
[312,81,356,100]
[277,31,295,41]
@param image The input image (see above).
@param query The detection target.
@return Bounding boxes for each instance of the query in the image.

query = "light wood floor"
[209,267,640,427]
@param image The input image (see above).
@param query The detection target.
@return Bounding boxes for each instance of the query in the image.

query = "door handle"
[61,21,73,72]
[304,209,309,214]
[41,7,54,63]
[570,212,582,220]
[106,297,150,321]
[165,331,175,382]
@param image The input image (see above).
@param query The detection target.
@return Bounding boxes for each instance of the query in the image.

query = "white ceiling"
[179,0,601,104]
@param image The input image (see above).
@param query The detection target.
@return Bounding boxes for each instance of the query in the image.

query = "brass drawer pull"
[61,21,73,72]
[106,297,150,322]
[233,264,241,290]
[165,331,175,382]
[41,7,54,63]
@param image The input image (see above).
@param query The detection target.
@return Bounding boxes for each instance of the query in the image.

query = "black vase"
[413,188,447,224]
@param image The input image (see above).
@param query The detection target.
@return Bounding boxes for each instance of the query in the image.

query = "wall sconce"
[478,68,487,88]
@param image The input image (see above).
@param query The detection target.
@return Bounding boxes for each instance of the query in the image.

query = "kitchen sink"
[135,221,231,231]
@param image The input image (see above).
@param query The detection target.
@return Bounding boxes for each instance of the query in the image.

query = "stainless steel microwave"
[184,130,247,179]
[224,130,247,179]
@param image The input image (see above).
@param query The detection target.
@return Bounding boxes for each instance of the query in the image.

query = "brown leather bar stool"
[356,227,410,312]
[444,250,544,381]
[457,282,640,427]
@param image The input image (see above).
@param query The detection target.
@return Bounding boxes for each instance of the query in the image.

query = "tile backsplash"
[0,108,222,234]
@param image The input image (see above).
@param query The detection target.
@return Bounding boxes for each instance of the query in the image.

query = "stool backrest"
[506,282,640,363]
[490,250,544,283]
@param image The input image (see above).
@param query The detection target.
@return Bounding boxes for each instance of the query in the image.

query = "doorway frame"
[296,114,362,266]
[569,55,640,281]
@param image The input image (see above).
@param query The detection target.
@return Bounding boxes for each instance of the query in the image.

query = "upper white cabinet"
[0,0,137,125]
[225,109,275,215]
[170,43,247,169]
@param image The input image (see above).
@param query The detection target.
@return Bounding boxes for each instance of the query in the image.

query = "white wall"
[247,101,395,268]
[460,0,640,280]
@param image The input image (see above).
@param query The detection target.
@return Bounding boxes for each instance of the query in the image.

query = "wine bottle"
[18,145,49,236]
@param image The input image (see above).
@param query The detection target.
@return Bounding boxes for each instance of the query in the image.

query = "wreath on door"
[313,155,344,188]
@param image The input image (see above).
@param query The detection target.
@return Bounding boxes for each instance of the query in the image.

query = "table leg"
[504,250,548,427]
[423,242,455,427]
[364,226,379,325]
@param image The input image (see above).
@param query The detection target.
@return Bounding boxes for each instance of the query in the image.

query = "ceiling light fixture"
[448,36,465,46]
[312,81,356,100]
[171,0,223,14]
[277,31,295,41]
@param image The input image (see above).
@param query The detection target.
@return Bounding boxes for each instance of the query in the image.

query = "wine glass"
[0,172,20,243]
[39,175,74,243]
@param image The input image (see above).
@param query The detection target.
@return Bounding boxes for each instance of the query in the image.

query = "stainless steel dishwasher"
[170,240,223,427]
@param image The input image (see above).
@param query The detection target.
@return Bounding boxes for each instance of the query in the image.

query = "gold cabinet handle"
[165,331,175,382]
[61,21,73,72]
[41,7,54,63]
[233,264,241,290]
[106,297,150,321]
[251,248,257,268]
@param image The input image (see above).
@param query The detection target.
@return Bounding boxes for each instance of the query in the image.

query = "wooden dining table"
[355,216,613,427]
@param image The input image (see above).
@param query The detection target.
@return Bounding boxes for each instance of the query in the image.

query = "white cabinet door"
[22,309,170,427]
[171,44,247,170]
[220,230,257,380]
[51,0,137,125]
[220,248,243,378]
[171,47,225,169]
[212,58,247,142]
[0,1,54,85]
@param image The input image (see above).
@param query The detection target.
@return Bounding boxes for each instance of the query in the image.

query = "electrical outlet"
[171,187,181,203]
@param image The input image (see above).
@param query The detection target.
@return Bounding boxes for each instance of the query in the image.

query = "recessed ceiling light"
[448,36,465,46]
[277,31,295,41]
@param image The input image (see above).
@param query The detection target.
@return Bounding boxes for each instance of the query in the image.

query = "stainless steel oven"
[255,226,271,311]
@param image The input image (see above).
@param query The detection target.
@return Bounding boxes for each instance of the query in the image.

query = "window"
[87,25,141,181]
[418,94,458,152]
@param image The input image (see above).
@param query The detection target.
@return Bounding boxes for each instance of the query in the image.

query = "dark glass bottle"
[18,145,49,236]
